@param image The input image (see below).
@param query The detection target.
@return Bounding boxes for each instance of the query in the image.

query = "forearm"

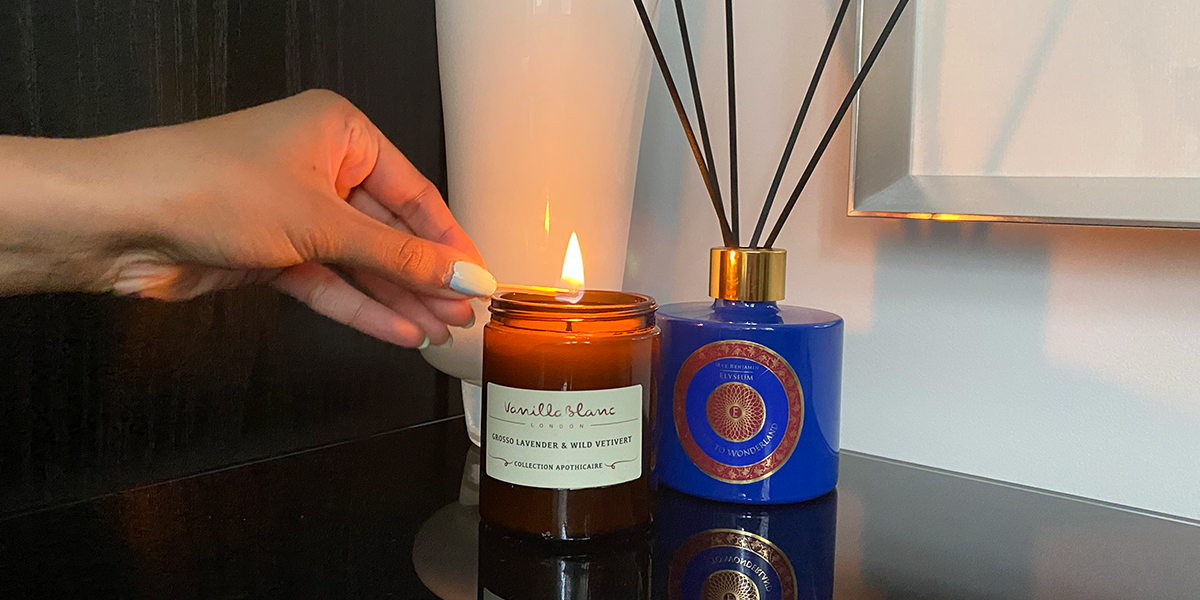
[0,135,165,295]
[0,92,489,346]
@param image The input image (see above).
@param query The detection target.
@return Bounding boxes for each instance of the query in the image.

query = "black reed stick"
[764,0,910,248]
[633,0,735,247]
[725,0,739,244]
[674,0,727,240]
[750,0,852,248]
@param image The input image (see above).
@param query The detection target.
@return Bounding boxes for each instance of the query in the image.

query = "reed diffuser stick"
[764,0,911,248]
[673,0,727,236]
[749,0,852,248]
[725,0,739,244]
[633,0,736,247]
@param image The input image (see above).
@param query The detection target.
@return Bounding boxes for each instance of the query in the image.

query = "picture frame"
[849,0,1200,228]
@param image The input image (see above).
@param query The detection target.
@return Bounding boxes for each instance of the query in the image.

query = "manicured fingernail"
[432,334,454,349]
[448,261,497,297]
[417,335,431,350]
[464,312,476,329]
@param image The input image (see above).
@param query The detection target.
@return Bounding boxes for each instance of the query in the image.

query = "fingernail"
[464,312,476,329]
[449,261,497,297]
[432,334,454,349]
[417,335,431,350]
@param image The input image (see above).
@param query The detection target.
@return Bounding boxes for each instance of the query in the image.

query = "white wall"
[625,0,1200,519]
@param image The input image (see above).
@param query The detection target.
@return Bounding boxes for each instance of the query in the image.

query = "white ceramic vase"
[424,0,658,445]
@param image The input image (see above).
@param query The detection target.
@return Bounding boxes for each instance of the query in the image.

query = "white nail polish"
[417,335,431,350]
[464,312,476,329]
[449,262,497,297]
[432,334,454,349]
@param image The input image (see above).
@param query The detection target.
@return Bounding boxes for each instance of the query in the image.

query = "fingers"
[351,269,454,345]
[347,187,411,234]
[343,194,476,329]
[272,262,429,348]
[333,203,497,299]
[421,295,475,328]
[357,122,486,265]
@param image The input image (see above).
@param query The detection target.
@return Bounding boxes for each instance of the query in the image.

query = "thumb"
[332,206,497,299]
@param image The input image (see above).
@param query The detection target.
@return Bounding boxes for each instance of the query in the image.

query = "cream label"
[485,383,643,490]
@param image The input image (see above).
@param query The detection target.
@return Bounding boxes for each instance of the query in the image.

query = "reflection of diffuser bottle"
[478,523,651,600]
[657,248,843,503]
[654,487,837,600]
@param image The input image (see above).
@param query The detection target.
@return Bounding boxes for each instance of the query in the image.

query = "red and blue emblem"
[674,341,804,484]
[667,528,798,600]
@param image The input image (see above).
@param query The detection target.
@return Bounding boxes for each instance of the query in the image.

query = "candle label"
[673,341,804,484]
[667,529,797,600]
[485,383,643,490]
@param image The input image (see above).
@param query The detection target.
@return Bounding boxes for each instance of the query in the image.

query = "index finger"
[360,123,485,266]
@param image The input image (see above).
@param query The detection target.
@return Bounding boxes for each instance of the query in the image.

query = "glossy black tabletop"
[1,416,1197,600]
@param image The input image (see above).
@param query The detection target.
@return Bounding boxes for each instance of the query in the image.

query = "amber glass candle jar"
[481,289,658,540]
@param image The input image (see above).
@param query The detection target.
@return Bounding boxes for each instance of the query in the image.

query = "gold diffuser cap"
[709,247,786,302]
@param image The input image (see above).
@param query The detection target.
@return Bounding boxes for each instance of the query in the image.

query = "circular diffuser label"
[674,340,803,483]
[668,528,798,600]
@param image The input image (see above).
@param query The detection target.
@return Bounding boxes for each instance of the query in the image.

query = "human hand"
[93,90,493,348]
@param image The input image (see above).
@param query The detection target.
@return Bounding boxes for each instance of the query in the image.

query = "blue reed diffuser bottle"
[656,248,843,504]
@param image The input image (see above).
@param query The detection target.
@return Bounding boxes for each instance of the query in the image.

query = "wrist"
[0,135,168,295]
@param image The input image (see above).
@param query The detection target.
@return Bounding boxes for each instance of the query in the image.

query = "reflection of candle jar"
[654,487,837,600]
[481,289,659,540]
[478,523,651,599]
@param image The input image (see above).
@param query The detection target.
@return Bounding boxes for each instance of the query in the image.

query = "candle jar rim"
[489,288,657,324]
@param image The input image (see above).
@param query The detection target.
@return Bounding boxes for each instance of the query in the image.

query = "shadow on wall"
[623,0,708,301]
[844,216,1200,515]
[624,58,686,302]
[981,0,1075,173]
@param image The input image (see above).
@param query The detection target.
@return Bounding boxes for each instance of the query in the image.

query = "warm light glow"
[560,232,585,288]
[558,232,585,303]
[932,213,967,221]
[544,201,551,235]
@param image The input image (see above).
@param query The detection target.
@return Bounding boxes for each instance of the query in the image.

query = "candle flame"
[557,232,585,303]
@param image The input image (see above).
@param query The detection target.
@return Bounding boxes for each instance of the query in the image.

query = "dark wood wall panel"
[0,0,456,516]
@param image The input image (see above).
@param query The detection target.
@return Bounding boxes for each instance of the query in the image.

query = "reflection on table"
[655,487,836,600]
[413,445,836,600]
